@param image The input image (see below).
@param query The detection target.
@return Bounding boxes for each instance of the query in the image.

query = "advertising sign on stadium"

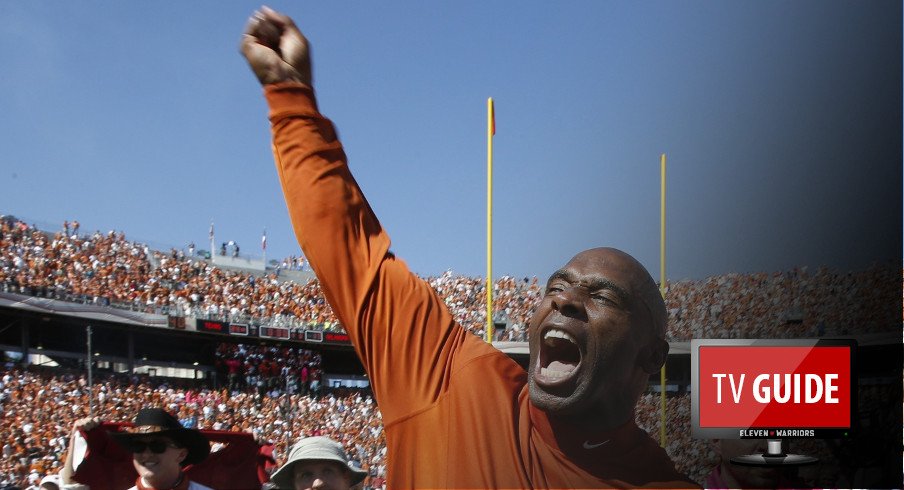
[229,323,249,336]
[167,316,186,330]
[302,330,350,344]
[260,326,290,340]
[197,319,229,334]
[324,332,351,344]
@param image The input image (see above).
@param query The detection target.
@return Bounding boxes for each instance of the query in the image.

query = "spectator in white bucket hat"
[270,437,366,490]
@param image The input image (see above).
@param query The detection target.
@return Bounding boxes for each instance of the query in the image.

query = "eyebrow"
[547,269,631,304]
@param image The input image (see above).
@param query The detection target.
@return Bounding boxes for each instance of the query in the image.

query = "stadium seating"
[1,216,897,344]
[0,216,899,488]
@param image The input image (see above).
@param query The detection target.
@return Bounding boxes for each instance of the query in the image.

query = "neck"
[550,411,634,437]
[568,411,630,432]
[548,401,633,432]
[530,402,635,450]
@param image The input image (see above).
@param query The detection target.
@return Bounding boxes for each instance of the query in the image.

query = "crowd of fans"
[274,255,308,272]
[2,216,898,345]
[0,366,386,489]
[426,270,543,342]
[2,362,897,489]
[150,251,337,330]
[663,266,900,340]
[0,218,151,308]
[1,216,899,344]
[0,365,713,488]
[214,343,323,397]
[0,215,900,488]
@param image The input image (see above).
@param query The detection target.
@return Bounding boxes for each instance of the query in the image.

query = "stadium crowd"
[2,362,896,489]
[0,365,386,489]
[214,343,323,397]
[663,266,899,340]
[2,216,897,345]
[0,216,899,488]
[274,256,307,272]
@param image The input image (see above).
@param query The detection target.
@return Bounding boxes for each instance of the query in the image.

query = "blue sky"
[1,1,900,280]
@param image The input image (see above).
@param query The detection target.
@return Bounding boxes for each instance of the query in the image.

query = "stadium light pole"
[284,376,291,460]
[86,324,94,417]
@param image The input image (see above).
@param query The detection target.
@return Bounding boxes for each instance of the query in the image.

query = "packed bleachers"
[213,343,323,397]
[663,267,900,340]
[1,364,707,488]
[274,255,308,272]
[0,215,899,487]
[2,363,896,488]
[2,216,898,345]
[0,366,386,489]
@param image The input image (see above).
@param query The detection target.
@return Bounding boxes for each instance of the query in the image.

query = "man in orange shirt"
[241,7,697,488]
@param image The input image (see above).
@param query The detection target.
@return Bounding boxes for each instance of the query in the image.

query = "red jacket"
[71,422,274,490]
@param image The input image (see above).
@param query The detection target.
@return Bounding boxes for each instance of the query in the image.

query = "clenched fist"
[240,6,312,86]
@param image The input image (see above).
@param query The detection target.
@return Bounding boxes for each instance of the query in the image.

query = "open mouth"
[535,327,582,386]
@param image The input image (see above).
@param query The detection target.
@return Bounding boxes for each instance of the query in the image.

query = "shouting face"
[527,247,668,429]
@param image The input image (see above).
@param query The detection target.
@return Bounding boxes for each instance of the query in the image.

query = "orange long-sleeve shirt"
[266,82,697,489]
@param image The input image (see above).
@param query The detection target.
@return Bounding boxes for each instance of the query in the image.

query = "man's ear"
[639,338,669,374]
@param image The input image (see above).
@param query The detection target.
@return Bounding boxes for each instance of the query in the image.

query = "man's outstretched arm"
[240,7,485,423]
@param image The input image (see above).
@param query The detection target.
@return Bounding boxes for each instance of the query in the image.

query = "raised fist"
[240,6,312,86]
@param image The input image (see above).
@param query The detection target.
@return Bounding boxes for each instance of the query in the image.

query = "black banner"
[259,326,289,339]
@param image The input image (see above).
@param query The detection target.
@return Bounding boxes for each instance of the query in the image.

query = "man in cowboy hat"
[62,408,214,490]
[269,437,366,490]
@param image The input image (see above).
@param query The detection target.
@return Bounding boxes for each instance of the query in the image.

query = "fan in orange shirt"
[241,7,698,488]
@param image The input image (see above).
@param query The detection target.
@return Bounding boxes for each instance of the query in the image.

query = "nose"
[550,286,587,320]
[311,477,325,489]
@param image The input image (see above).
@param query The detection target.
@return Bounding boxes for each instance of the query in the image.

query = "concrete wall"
[210,254,266,272]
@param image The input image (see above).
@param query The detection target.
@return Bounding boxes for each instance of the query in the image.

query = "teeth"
[541,366,573,379]
[543,328,576,344]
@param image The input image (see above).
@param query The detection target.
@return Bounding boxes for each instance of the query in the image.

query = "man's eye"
[591,294,612,304]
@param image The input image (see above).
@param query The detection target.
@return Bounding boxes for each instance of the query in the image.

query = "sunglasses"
[125,439,180,454]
